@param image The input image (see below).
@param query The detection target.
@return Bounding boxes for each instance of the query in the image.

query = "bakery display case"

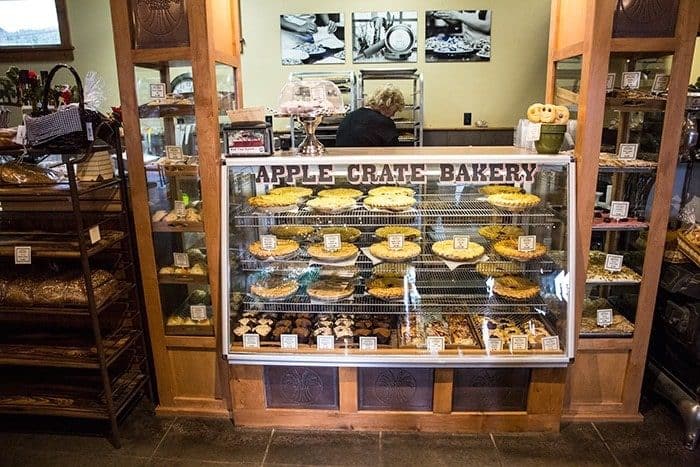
[222,148,575,366]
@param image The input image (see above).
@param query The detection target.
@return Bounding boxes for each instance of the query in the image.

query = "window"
[0,0,73,61]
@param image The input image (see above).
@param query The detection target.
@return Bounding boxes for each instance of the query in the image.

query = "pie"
[269,225,314,239]
[494,239,548,262]
[307,242,359,262]
[306,196,356,213]
[316,226,362,242]
[375,225,421,240]
[268,186,313,198]
[478,225,525,242]
[487,193,541,211]
[476,261,523,277]
[367,277,405,301]
[317,188,363,199]
[431,239,485,262]
[250,277,299,300]
[371,262,410,278]
[369,240,421,262]
[586,251,642,283]
[248,239,300,259]
[479,185,523,196]
[447,316,478,347]
[492,276,541,300]
[248,193,300,210]
[363,195,416,212]
[307,279,355,301]
[368,186,415,197]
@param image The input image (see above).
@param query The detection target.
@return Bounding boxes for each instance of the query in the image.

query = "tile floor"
[0,398,698,466]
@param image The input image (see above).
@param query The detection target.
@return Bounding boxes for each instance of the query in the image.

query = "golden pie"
[307,279,355,302]
[250,277,299,300]
[478,225,525,242]
[494,239,548,262]
[248,239,300,259]
[369,240,421,262]
[487,193,541,211]
[375,225,421,240]
[307,242,359,262]
[371,262,410,278]
[367,277,405,301]
[268,186,313,198]
[479,185,523,196]
[248,193,300,210]
[368,186,415,197]
[269,225,314,239]
[306,196,356,213]
[317,188,363,199]
[363,195,416,212]
[492,276,541,300]
[476,261,523,277]
[431,240,485,262]
[316,226,362,242]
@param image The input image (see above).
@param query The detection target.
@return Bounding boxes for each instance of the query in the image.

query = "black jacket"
[335,108,399,147]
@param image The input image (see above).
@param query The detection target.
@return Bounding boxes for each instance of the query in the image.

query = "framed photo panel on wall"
[352,11,418,63]
[425,10,491,62]
[280,13,346,65]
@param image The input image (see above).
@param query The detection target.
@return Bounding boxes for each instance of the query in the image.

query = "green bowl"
[534,124,567,154]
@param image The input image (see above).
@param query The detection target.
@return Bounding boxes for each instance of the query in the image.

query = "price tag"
[526,122,541,142]
[260,235,278,251]
[173,252,190,268]
[618,143,639,160]
[518,235,537,252]
[606,73,616,93]
[487,338,503,351]
[510,335,529,351]
[604,254,624,273]
[14,246,31,265]
[359,336,377,350]
[542,336,560,351]
[174,200,186,217]
[426,336,445,353]
[651,74,670,94]
[189,305,207,321]
[621,71,641,89]
[89,225,101,245]
[387,234,404,251]
[317,335,335,350]
[453,235,470,250]
[323,233,341,252]
[596,309,613,327]
[13,125,26,145]
[149,83,166,99]
[609,201,629,220]
[86,122,94,141]
[280,334,298,349]
[165,145,184,160]
[243,333,260,348]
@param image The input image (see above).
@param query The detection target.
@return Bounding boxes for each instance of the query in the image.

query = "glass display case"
[222,148,575,366]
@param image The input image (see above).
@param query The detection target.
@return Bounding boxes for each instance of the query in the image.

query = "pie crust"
[371,262,410,278]
[476,261,523,277]
[307,242,359,262]
[316,226,362,242]
[487,193,541,211]
[307,279,355,301]
[375,225,421,240]
[492,276,541,300]
[269,225,315,239]
[367,277,405,301]
[363,195,416,212]
[478,225,524,242]
[268,186,313,198]
[306,196,356,213]
[368,186,415,197]
[431,240,485,262]
[248,193,300,210]
[369,240,421,262]
[317,188,363,199]
[250,277,299,300]
[493,239,547,262]
[478,185,523,196]
[248,239,300,259]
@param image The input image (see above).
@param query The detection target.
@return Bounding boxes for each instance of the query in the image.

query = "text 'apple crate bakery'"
[255,163,540,185]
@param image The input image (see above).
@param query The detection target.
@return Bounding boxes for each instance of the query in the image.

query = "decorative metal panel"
[131,0,190,49]
[452,369,530,412]
[264,366,339,409]
[359,368,433,411]
[612,0,679,38]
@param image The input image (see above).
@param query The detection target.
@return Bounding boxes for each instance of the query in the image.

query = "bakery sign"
[255,163,539,185]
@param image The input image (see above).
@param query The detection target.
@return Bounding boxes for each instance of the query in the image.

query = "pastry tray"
[397,317,482,349]
[580,297,634,338]
[468,313,559,351]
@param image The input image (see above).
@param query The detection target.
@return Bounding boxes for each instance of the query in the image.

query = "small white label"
[85,122,94,141]
[542,336,560,351]
[453,235,470,250]
[13,125,26,145]
[604,254,624,273]
[596,309,613,327]
[189,305,207,321]
[618,143,639,160]
[323,233,341,252]
[280,334,298,349]
[526,122,542,142]
[651,74,670,94]
[173,252,190,268]
[14,246,31,264]
[243,333,260,348]
[609,201,629,220]
[359,336,377,350]
[488,338,503,351]
[174,200,186,217]
[89,225,101,245]
[518,235,537,252]
[621,71,641,89]
[387,234,404,251]
[260,235,278,251]
[426,336,445,353]
[510,335,529,351]
[317,335,335,350]
[606,73,616,93]
[150,83,166,99]
[165,145,184,160]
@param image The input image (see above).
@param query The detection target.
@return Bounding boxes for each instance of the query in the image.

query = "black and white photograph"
[352,11,418,63]
[425,10,492,62]
[280,13,346,65]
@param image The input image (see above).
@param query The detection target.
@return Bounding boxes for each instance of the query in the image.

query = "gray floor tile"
[265,430,380,466]
[153,417,270,464]
[380,432,498,467]
[595,402,688,446]
[3,448,148,467]
[149,458,258,466]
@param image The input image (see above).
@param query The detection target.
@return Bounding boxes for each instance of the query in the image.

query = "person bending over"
[335,84,405,147]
